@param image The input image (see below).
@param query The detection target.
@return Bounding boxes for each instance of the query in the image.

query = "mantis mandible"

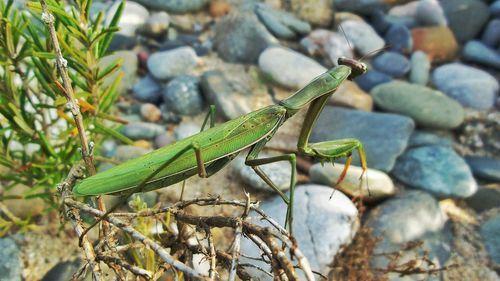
[73,57,368,234]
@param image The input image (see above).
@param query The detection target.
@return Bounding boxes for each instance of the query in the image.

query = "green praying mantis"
[73,57,368,234]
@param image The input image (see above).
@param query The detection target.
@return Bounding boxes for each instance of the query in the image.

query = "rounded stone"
[309,163,396,201]
[163,75,204,116]
[464,156,500,182]
[289,0,334,26]
[0,237,21,281]
[120,122,166,140]
[441,0,489,43]
[463,40,500,70]
[354,70,393,92]
[411,26,458,62]
[371,80,464,129]
[384,23,413,54]
[115,145,152,162]
[106,1,149,37]
[255,3,311,39]
[339,19,385,56]
[392,145,478,198]
[174,123,200,140]
[415,0,447,26]
[147,47,199,80]
[481,19,500,48]
[480,213,500,264]
[330,80,373,111]
[132,75,162,104]
[140,103,162,122]
[300,29,353,66]
[258,47,326,89]
[132,0,209,13]
[232,154,292,192]
[240,185,359,279]
[372,51,410,77]
[432,63,499,110]
[409,50,430,85]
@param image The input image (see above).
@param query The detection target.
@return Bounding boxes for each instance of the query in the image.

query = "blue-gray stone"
[492,0,500,17]
[311,106,414,171]
[415,0,447,26]
[41,260,81,281]
[464,156,500,182]
[174,123,201,140]
[372,51,410,77]
[392,145,477,198]
[163,75,204,116]
[441,0,489,42]
[133,75,162,104]
[340,20,385,56]
[409,50,430,85]
[384,24,412,54]
[480,213,500,264]
[133,0,209,13]
[335,0,388,15]
[0,237,21,281]
[371,81,464,129]
[432,63,499,110]
[354,70,393,92]
[466,186,500,213]
[463,40,500,70]
[370,9,391,34]
[214,11,277,63]
[255,3,311,39]
[408,130,454,148]
[481,19,500,48]
[120,122,166,140]
[115,145,152,162]
[100,51,138,94]
[147,47,198,80]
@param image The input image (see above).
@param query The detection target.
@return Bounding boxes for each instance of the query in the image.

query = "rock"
[0,237,21,281]
[354,70,393,92]
[214,11,277,63]
[241,185,359,279]
[371,81,465,129]
[120,122,166,140]
[147,47,198,80]
[255,3,311,39]
[107,34,138,52]
[133,0,209,13]
[41,260,81,281]
[258,47,326,89]
[432,63,499,110]
[463,40,500,70]
[200,70,253,120]
[140,103,161,122]
[232,154,292,192]
[309,163,396,201]
[481,19,500,48]
[174,122,201,140]
[132,75,162,104]
[480,213,500,264]
[115,145,152,162]
[367,190,447,243]
[101,139,118,158]
[163,75,204,116]
[310,106,414,172]
[466,186,500,213]
[300,29,353,66]
[209,0,232,17]
[415,0,447,26]
[384,24,413,54]
[392,145,478,198]
[407,130,454,148]
[409,50,430,85]
[330,80,373,111]
[372,51,410,78]
[441,0,489,43]
[464,156,500,182]
[106,1,149,36]
[3,184,45,218]
[335,0,387,15]
[388,1,418,17]
[137,11,170,37]
[340,20,385,56]
[370,9,392,34]
[154,134,174,148]
[411,26,458,62]
[289,0,334,26]
[492,0,500,17]
[100,51,138,94]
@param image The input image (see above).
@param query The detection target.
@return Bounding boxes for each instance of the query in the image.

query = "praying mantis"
[73,57,368,233]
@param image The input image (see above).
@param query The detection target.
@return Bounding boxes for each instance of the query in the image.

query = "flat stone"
[371,80,464,129]
[0,237,21,281]
[392,145,478,198]
[432,63,499,110]
[441,0,489,43]
[133,0,209,13]
[480,213,500,264]
[340,19,385,56]
[466,185,500,213]
[330,80,373,111]
[372,51,411,77]
[258,47,326,89]
[255,3,311,39]
[132,75,162,104]
[407,130,454,148]
[300,29,353,66]
[463,40,500,70]
[354,70,393,92]
[163,75,204,116]
[241,185,359,279]
[464,156,500,182]
[310,106,415,172]
[115,145,152,162]
[309,163,396,201]
[411,26,458,62]
[147,47,199,80]
[120,122,166,140]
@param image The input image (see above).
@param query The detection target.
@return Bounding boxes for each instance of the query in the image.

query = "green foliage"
[0,0,126,212]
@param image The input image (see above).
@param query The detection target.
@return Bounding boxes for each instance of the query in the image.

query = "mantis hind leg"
[245,140,297,234]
